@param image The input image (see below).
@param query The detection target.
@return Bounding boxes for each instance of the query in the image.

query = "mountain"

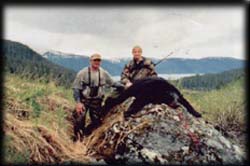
[154,57,244,74]
[43,51,123,75]
[42,51,244,75]
[3,40,77,88]
[2,39,245,86]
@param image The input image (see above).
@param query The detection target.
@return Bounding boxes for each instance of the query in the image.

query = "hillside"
[3,40,77,88]
[2,40,246,165]
[2,74,246,165]
[176,68,245,90]
[3,74,90,163]
[43,51,244,75]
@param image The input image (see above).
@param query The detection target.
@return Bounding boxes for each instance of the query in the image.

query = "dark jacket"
[120,57,157,84]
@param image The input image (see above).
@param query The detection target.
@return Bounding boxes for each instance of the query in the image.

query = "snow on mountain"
[43,50,89,59]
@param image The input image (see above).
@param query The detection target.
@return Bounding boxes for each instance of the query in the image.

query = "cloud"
[4,6,245,59]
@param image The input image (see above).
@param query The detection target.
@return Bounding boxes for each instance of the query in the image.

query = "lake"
[112,73,203,81]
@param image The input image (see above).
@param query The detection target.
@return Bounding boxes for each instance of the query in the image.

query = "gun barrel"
[154,51,174,66]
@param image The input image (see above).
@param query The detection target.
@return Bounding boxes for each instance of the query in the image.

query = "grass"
[3,134,30,164]
[2,73,90,164]
[181,77,246,132]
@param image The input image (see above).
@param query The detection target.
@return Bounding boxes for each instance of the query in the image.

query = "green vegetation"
[3,39,77,88]
[4,73,75,119]
[3,134,30,164]
[167,67,246,142]
[181,76,246,133]
[177,68,245,91]
[2,74,85,163]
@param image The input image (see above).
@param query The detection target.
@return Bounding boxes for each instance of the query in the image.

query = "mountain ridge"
[3,39,244,76]
[43,51,244,75]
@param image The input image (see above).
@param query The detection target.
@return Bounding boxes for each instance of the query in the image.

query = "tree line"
[177,68,244,91]
[3,40,77,88]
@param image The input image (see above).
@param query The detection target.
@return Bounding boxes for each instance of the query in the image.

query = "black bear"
[102,77,202,118]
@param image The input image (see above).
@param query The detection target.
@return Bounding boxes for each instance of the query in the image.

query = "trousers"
[72,97,102,141]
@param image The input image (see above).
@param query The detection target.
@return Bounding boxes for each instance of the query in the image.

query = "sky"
[4,6,245,60]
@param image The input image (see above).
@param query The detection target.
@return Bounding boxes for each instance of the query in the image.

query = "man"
[100,45,157,118]
[121,45,157,88]
[72,53,115,141]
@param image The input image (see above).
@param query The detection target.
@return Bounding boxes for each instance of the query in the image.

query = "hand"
[125,82,132,88]
[76,102,85,115]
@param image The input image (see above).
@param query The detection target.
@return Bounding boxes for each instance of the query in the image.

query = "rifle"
[154,51,174,67]
[105,51,174,92]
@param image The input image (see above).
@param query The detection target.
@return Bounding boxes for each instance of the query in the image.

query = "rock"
[189,127,195,133]
[233,145,244,157]
[88,103,246,165]
[219,136,232,149]
[173,115,180,121]
[232,147,246,164]
[207,139,224,150]
[181,146,189,154]
[140,148,163,163]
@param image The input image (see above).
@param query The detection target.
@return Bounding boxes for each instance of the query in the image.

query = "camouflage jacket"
[120,57,157,84]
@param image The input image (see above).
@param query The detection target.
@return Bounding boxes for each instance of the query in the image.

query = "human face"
[90,59,101,69]
[132,48,142,61]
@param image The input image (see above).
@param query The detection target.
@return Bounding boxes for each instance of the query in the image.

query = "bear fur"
[102,77,202,118]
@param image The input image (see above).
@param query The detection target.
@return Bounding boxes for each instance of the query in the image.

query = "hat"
[90,53,102,60]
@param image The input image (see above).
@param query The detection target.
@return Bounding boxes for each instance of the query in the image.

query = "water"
[112,73,202,81]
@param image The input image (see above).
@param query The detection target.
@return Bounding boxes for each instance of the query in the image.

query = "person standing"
[121,45,157,88]
[72,53,115,141]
